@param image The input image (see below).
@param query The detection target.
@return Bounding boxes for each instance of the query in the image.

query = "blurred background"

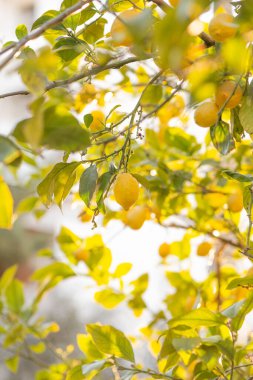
[0,0,251,379]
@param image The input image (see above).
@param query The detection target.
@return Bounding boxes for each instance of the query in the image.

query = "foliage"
[1,0,253,379]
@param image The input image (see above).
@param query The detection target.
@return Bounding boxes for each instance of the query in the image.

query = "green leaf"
[43,106,90,151]
[227,275,253,289]
[5,356,20,373]
[57,226,81,256]
[87,324,135,363]
[215,340,234,360]
[5,279,24,313]
[0,266,18,294]
[94,288,125,308]
[23,102,44,148]
[83,18,107,44]
[84,114,93,128]
[239,95,253,134]
[29,342,46,354]
[17,196,39,214]
[54,37,84,61]
[15,24,28,40]
[0,136,22,166]
[140,84,163,106]
[62,4,97,31]
[60,0,79,10]
[169,308,226,328]
[37,162,80,207]
[0,177,13,230]
[223,292,253,331]
[210,121,235,155]
[96,171,114,211]
[231,292,253,331]
[32,262,75,281]
[222,169,253,182]
[66,365,84,380]
[79,165,98,207]
[231,107,244,142]
[243,185,253,214]
[32,10,65,31]
[77,334,103,360]
[172,337,201,351]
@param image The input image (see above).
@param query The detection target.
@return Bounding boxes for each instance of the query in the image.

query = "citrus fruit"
[215,81,243,109]
[124,205,147,230]
[209,13,237,42]
[194,101,219,127]
[227,190,243,213]
[170,0,179,7]
[75,248,89,261]
[159,242,170,258]
[113,173,139,210]
[197,242,212,257]
[110,9,141,47]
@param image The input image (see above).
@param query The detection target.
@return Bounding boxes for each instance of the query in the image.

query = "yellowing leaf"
[87,324,135,363]
[169,308,226,328]
[0,177,13,229]
[94,288,125,308]
[113,263,132,278]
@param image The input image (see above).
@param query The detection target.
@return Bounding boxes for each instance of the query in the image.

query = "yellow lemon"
[170,0,179,6]
[75,248,89,262]
[110,9,141,47]
[194,101,219,127]
[227,190,244,213]
[209,13,237,42]
[113,173,139,210]
[158,242,170,258]
[215,81,243,109]
[197,242,212,257]
[124,205,147,230]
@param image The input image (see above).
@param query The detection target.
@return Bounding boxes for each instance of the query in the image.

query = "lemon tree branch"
[0,0,92,70]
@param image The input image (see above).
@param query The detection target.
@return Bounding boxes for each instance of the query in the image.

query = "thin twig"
[163,222,243,250]
[0,0,91,70]
[0,90,30,99]
[0,55,147,99]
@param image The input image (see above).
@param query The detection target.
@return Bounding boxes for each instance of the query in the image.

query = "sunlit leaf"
[87,324,135,363]
[0,177,13,230]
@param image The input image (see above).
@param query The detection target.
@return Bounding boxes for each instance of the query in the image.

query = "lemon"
[194,101,219,127]
[124,205,147,230]
[159,242,170,258]
[110,9,141,47]
[113,173,139,210]
[197,242,212,257]
[227,190,243,213]
[75,248,89,261]
[215,81,243,109]
[170,0,179,7]
[209,13,237,42]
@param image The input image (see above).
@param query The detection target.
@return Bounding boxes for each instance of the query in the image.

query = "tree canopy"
[1,0,253,379]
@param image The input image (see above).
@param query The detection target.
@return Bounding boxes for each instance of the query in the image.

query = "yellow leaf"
[0,177,13,229]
